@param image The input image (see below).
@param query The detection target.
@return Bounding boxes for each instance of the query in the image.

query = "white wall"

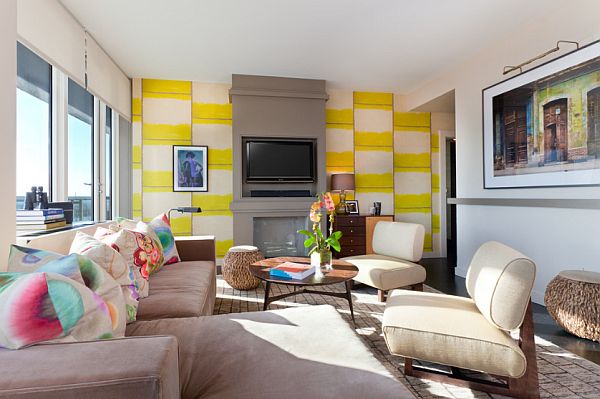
[405,1,600,304]
[0,0,17,268]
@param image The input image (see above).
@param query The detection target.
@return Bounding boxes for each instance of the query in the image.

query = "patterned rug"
[213,276,600,399]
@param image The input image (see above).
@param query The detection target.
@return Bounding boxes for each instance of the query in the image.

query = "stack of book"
[269,262,316,280]
[16,209,67,231]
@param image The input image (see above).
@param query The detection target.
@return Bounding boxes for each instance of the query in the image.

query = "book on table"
[16,208,64,217]
[269,262,316,280]
[16,214,65,223]
[16,220,67,230]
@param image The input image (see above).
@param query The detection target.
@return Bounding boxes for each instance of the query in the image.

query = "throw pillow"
[8,245,126,336]
[149,213,181,265]
[0,272,114,349]
[112,218,167,271]
[70,232,140,323]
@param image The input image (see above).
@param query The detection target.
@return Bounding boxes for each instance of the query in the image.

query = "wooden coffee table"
[249,256,359,322]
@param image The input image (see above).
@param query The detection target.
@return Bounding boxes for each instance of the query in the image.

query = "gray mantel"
[229,74,328,246]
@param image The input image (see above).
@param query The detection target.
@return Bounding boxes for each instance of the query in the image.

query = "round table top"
[249,256,358,286]
[558,270,600,284]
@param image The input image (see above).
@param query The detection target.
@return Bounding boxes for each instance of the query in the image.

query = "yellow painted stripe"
[326,123,353,130]
[432,147,440,153]
[326,151,354,167]
[424,233,432,250]
[132,115,142,122]
[216,239,234,257]
[132,145,142,163]
[142,186,172,193]
[132,163,141,170]
[143,171,172,187]
[394,153,431,168]
[192,118,232,126]
[355,131,393,147]
[432,173,440,189]
[355,187,394,194]
[142,79,191,94]
[143,139,192,146]
[395,193,432,208]
[209,164,233,171]
[354,92,393,105]
[395,208,431,214]
[326,109,353,125]
[143,124,191,141]
[394,126,430,133]
[132,98,142,116]
[133,193,142,210]
[192,194,233,210]
[432,187,440,193]
[171,215,192,235]
[132,210,142,219]
[431,133,440,148]
[356,173,393,188]
[394,167,430,173]
[192,103,232,120]
[208,148,232,165]
[354,103,392,111]
[142,92,192,101]
[326,166,354,174]
[432,214,440,229]
[355,145,393,152]
[394,112,430,127]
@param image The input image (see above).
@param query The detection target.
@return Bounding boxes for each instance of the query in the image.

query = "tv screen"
[245,140,315,182]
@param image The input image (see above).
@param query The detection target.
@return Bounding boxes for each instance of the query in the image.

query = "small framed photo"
[173,145,208,192]
[346,200,359,215]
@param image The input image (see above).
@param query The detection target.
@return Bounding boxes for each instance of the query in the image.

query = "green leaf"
[329,241,341,252]
[308,247,317,255]
[331,231,342,240]
[316,228,324,240]
[298,229,313,237]
[303,237,315,248]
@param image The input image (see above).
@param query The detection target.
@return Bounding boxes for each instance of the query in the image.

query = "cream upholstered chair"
[343,221,426,301]
[382,241,538,399]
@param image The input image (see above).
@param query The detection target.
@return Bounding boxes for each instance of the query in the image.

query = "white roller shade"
[87,35,131,119]
[17,0,86,86]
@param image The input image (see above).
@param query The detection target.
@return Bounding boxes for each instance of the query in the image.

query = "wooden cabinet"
[331,215,394,258]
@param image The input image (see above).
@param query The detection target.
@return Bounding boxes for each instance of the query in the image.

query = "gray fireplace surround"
[229,75,328,251]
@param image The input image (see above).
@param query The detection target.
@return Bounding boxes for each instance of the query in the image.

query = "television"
[245,139,316,182]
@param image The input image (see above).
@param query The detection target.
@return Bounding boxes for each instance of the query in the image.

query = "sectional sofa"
[0,225,412,398]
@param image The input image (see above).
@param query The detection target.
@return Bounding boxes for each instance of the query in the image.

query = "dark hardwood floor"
[420,258,600,365]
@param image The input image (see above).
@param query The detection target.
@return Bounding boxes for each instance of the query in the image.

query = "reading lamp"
[330,173,355,215]
[167,207,201,222]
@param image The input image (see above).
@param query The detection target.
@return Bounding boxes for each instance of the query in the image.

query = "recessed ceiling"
[60,0,563,93]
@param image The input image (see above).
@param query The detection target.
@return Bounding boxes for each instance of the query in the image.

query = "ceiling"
[60,0,563,94]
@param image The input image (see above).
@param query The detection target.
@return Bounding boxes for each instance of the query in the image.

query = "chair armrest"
[175,235,216,263]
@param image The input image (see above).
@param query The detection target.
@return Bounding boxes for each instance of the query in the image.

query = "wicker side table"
[545,270,600,341]
[222,246,264,290]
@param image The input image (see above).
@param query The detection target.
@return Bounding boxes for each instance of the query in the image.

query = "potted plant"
[298,193,343,274]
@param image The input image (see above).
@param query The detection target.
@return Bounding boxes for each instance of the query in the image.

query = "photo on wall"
[173,145,208,192]
[483,40,600,188]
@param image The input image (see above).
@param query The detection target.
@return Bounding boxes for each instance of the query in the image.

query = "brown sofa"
[0,226,412,398]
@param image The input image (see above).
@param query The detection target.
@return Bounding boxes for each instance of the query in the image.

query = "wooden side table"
[331,215,394,258]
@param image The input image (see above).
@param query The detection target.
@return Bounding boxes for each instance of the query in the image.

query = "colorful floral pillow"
[112,218,167,270]
[0,272,114,349]
[149,214,180,265]
[70,232,140,323]
[7,245,126,336]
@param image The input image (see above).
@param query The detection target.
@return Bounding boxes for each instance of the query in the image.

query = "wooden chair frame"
[403,300,539,399]
[378,283,422,302]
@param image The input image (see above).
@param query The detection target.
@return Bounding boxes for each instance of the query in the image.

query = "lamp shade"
[331,173,355,191]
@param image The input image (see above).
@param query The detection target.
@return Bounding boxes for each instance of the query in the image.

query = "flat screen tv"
[245,139,315,182]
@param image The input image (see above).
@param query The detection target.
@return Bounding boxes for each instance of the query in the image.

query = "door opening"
[446,138,457,267]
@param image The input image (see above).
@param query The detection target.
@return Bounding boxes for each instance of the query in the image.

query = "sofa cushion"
[372,221,425,262]
[342,254,426,291]
[133,261,216,321]
[466,241,536,331]
[0,336,179,398]
[382,289,526,378]
[126,305,411,399]
[149,213,181,265]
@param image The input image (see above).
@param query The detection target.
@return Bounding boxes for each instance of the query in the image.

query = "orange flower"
[322,193,335,212]
[309,201,321,223]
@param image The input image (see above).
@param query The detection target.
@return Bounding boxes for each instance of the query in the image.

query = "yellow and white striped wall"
[132,78,233,262]
[325,89,354,203]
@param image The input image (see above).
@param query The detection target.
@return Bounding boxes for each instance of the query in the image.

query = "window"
[16,43,51,209]
[105,106,113,220]
[67,79,94,222]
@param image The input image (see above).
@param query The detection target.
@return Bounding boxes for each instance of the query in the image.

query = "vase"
[320,249,333,270]
[310,252,324,278]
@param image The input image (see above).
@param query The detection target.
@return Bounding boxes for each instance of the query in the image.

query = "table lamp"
[330,173,355,215]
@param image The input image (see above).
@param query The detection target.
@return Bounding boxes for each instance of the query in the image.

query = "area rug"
[213,276,600,399]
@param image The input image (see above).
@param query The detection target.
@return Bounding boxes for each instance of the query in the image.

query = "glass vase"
[320,248,333,270]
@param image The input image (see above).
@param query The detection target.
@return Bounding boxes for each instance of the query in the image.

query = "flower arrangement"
[298,193,342,264]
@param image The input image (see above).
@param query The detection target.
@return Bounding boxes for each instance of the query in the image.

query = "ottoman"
[223,245,264,290]
[545,270,600,341]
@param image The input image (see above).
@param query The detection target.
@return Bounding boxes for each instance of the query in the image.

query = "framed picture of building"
[173,145,208,192]
[483,40,600,188]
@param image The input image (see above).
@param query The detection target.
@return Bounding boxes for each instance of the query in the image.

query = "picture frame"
[482,40,600,189]
[173,145,208,192]
[346,200,359,215]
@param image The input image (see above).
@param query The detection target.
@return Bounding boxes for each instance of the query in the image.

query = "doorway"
[543,98,568,163]
[439,131,456,266]
[588,87,600,157]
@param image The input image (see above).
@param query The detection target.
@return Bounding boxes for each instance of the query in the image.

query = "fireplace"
[253,216,310,258]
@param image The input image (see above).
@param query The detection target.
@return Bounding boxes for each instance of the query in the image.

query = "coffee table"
[249,256,359,322]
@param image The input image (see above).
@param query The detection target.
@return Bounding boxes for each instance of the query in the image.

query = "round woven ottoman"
[222,246,264,290]
[545,270,600,341]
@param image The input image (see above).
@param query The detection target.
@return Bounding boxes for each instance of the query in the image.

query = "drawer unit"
[330,214,393,258]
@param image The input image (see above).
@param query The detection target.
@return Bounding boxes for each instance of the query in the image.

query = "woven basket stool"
[222,246,264,290]
[545,270,600,341]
